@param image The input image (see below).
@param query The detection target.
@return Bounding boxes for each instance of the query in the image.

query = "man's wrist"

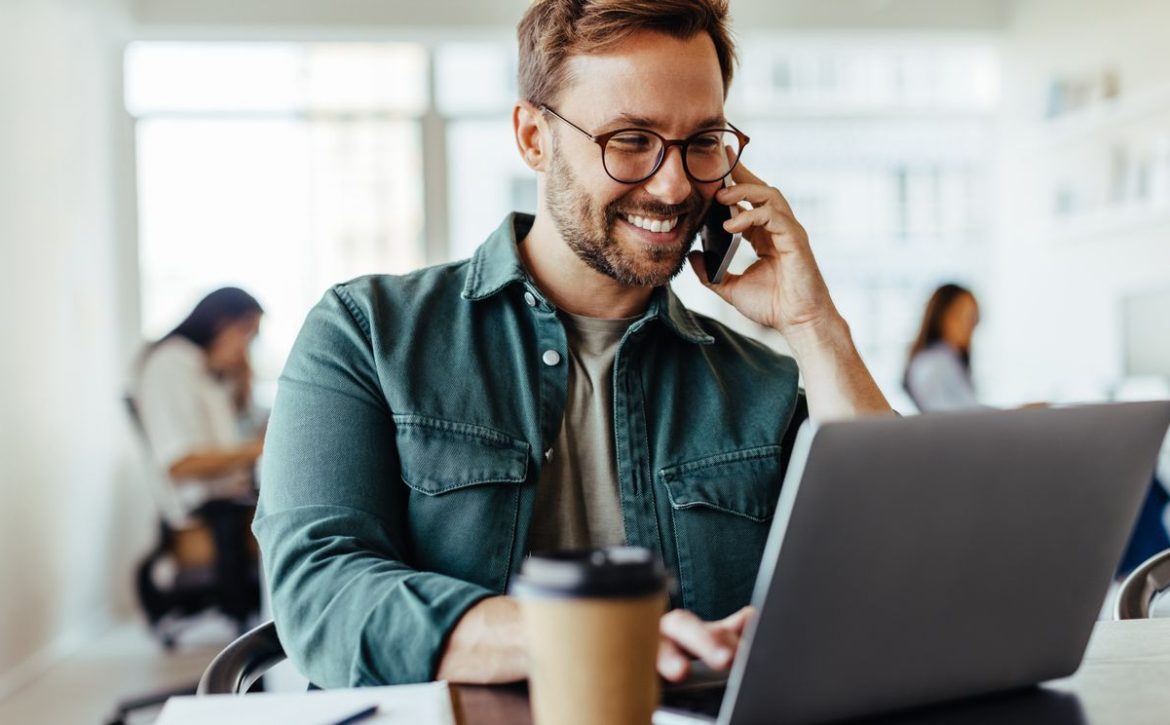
[779,313,853,363]
[779,312,894,420]
[436,595,528,683]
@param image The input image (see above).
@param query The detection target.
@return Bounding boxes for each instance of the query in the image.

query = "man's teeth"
[624,214,679,233]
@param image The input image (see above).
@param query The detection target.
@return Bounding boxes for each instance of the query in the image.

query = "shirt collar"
[648,286,716,345]
[462,212,714,346]
[461,213,532,303]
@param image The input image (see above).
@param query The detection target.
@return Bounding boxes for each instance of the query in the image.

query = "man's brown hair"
[517,0,737,107]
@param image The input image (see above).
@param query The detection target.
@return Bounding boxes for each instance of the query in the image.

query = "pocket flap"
[394,414,530,495]
[659,445,783,521]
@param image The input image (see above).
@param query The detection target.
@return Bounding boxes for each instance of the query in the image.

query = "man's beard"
[546,152,708,288]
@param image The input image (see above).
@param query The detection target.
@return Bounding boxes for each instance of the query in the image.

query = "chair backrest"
[1115,548,1170,619]
[198,620,287,695]
[124,393,191,528]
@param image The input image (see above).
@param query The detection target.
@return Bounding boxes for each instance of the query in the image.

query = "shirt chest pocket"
[395,414,530,591]
[659,445,783,620]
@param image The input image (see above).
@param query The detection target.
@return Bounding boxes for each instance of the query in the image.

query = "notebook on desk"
[657,402,1170,725]
[155,681,457,725]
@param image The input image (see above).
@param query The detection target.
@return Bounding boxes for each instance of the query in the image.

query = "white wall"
[0,0,152,698]
[981,0,1170,404]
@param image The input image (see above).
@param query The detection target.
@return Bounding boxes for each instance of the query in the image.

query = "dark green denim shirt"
[254,213,804,688]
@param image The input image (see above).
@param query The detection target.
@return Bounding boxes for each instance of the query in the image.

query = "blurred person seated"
[904,283,984,412]
[133,286,266,625]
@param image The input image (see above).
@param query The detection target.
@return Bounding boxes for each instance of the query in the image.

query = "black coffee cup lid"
[510,546,667,599]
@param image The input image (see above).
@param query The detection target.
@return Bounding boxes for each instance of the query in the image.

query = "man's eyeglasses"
[540,105,750,185]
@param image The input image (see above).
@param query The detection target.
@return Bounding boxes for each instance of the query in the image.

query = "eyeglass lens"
[602,129,742,183]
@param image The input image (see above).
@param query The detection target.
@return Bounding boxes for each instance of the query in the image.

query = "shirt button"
[542,349,561,366]
[524,291,537,307]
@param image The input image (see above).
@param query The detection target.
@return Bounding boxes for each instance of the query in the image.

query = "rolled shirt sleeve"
[253,287,494,687]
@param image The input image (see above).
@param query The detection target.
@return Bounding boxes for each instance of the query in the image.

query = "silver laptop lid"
[722,402,1170,725]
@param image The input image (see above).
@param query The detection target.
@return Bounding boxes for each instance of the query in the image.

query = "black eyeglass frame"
[539,105,750,185]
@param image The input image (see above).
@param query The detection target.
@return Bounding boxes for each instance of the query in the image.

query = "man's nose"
[642,145,693,206]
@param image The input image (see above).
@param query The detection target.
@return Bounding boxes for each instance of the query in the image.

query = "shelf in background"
[1038,83,1170,151]
[1047,203,1170,244]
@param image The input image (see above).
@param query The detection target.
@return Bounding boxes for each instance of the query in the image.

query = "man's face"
[544,31,727,287]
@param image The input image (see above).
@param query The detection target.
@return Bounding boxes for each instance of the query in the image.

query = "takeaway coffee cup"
[510,547,668,725]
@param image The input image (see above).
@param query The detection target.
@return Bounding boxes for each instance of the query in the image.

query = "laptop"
[656,401,1170,724]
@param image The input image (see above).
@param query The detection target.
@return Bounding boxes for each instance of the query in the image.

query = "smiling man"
[254,0,892,689]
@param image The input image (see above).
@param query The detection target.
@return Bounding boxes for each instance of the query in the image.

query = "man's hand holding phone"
[688,160,839,340]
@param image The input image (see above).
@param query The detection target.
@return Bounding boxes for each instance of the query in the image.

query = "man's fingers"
[718,178,796,219]
[722,206,795,259]
[724,205,808,258]
[729,157,767,187]
[660,609,734,670]
[717,606,757,635]
[716,182,776,209]
[723,205,782,238]
[657,637,692,683]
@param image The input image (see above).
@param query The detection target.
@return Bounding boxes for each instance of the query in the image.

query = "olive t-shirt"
[526,311,635,552]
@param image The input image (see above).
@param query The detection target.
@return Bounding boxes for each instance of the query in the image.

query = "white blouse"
[135,336,250,525]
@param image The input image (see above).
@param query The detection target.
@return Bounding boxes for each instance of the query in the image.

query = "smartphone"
[699,179,741,284]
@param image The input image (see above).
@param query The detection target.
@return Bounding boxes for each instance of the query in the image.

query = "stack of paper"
[155,681,457,725]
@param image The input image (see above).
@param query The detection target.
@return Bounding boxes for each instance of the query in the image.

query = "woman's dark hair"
[903,283,975,392]
[159,287,263,350]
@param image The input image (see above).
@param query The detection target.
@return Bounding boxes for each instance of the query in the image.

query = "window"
[435,42,536,260]
[126,42,426,384]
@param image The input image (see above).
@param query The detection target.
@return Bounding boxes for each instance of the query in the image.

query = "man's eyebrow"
[602,112,728,132]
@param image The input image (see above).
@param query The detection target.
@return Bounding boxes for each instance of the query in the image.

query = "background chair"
[1116,477,1170,577]
[125,395,261,644]
[198,619,287,695]
[106,397,262,724]
[1115,547,1170,619]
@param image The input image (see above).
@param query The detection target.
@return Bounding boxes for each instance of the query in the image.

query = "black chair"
[125,395,260,644]
[105,616,274,724]
[134,507,260,645]
[106,397,262,724]
[198,619,288,695]
[1115,547,1170,619]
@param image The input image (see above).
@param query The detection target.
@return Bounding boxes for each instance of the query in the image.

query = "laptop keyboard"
[661,684,727,718]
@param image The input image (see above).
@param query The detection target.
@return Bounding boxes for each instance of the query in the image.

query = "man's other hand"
[657,606,756,683]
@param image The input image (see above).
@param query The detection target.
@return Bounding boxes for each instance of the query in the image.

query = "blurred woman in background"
[134,286,266,622]
[136,286,266,514]
[903,283,984,412]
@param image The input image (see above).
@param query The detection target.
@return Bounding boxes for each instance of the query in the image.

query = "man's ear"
[514,100,548,172]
